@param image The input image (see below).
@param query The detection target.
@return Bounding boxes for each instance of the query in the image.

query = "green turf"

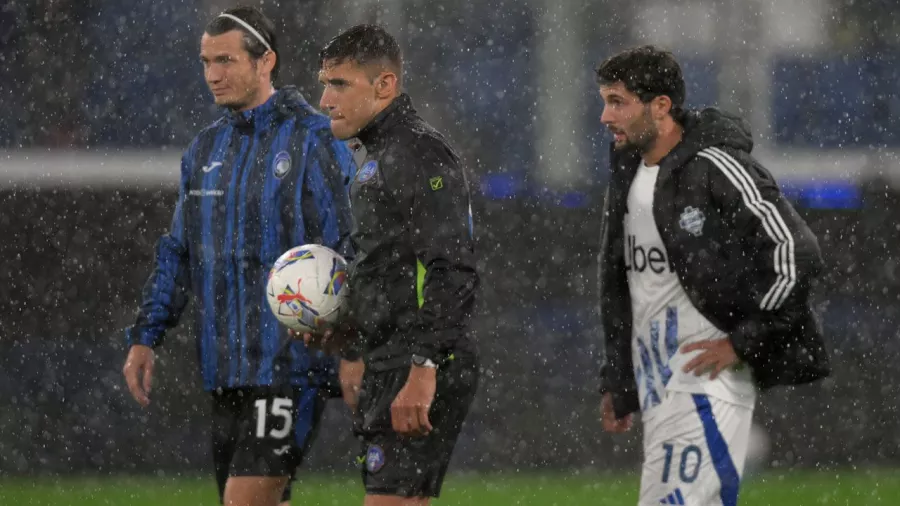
[1,470,899,505]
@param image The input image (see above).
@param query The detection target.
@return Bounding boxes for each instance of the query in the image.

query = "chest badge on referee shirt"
[365,444,385,473]
[679,206,706,237]
[273,151,292,179]
[356,160,379,184]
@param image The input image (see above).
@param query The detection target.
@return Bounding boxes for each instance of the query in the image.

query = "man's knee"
[223,476,290,506]
[364,494,430,506]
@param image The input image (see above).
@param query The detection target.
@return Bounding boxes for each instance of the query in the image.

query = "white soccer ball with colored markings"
[265,244,348,333]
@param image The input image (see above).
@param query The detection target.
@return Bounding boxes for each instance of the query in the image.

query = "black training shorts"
[211,384,327,503]
[355,353,479,498]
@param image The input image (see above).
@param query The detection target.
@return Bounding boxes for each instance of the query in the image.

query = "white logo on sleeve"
[202,161,223,173]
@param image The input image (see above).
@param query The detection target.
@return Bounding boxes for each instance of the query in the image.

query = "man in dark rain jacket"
[315,24,479,505]
[595,45,829,506]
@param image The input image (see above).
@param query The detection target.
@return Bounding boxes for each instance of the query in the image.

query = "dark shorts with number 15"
[211,385,327,504]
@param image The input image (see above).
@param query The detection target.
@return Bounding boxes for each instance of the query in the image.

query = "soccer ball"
[265,244,348,333]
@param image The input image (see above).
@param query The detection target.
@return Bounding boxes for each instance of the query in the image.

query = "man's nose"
[206,64,224,83]
[600,107,613,125]
[318,92,332,112]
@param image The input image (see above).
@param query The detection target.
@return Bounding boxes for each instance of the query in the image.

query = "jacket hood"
[675,107,754,159]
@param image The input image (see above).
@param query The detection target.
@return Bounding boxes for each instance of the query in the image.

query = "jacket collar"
[225,86,309,132]
[609,143,642,181]
[356,93,416,148]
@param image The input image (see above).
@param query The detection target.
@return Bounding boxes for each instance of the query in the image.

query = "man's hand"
[391,365,437,437]
[287,328,330,349]
[289,322,357,354]
[681,338,740,380]
[123,345,155,407]
[600,392,633,433]
[339,358,365,412]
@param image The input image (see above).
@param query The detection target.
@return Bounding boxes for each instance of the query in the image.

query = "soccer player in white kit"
[594,46,830,506]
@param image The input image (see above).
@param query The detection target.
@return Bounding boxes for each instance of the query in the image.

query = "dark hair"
[205,5,279,81]
[596,45,685,119]
[318,24,402,84]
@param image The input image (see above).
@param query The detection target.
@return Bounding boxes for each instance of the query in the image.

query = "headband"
[217,13,272,53]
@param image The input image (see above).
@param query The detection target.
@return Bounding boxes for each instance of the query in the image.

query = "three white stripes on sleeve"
[697,147,796,311]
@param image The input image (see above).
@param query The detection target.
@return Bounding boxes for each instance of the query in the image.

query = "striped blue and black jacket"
[125,86,355,391]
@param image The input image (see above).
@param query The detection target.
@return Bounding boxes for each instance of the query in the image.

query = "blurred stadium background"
[3,0,900,504]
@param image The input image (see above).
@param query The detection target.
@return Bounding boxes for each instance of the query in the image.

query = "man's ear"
[652,95,673,120]
[260,50,277,77]
[375,71,399,99]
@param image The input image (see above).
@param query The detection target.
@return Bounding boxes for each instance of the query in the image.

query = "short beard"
[624,107,658,154]
[633,128,658,155]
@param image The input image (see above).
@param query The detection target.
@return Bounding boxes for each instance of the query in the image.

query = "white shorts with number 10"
[639,391,753,506]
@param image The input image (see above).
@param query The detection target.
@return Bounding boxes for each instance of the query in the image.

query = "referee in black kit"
[307,24,480,506]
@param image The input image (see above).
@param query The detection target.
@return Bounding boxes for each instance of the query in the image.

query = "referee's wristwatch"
[411,354,438,369]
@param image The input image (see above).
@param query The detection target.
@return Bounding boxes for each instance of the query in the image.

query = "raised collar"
[355,93,416,147]
[225,86,308,131]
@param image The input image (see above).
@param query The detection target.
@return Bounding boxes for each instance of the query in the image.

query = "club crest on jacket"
[357,160,378,184]
[679,206,705,237]
[273,151,292,179]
